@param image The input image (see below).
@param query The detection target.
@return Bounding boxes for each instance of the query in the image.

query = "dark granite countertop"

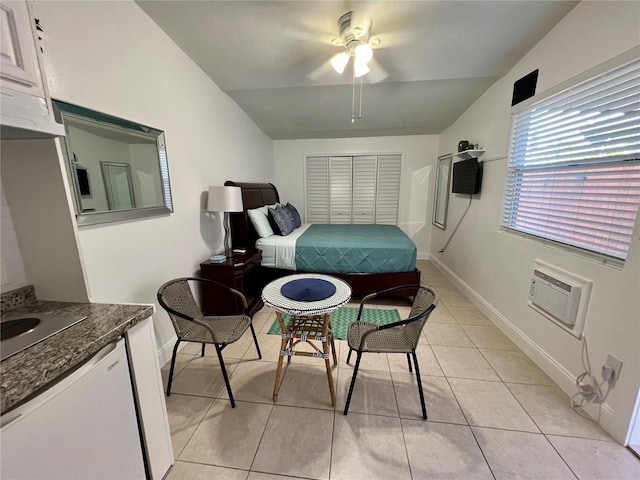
[1,286,153,414]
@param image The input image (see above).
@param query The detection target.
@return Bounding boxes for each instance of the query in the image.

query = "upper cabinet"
[1,0,43,95]
[0,1,64,138]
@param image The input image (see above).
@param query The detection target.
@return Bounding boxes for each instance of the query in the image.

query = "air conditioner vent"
[528,261,592,338]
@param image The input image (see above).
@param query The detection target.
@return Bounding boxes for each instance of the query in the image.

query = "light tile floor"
[161,260,640,480]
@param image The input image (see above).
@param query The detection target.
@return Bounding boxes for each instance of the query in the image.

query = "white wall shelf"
[454,149,485,160]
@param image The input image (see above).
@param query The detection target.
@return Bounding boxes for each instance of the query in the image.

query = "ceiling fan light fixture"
[354,43,373,65]
[331,52,350,74]
[354,59,370,78]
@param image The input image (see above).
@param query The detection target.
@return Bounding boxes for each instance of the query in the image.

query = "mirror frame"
[432,153,452,230]
[52,100,173,226]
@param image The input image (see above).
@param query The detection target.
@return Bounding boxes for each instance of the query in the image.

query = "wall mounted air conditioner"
[528,261,592,338]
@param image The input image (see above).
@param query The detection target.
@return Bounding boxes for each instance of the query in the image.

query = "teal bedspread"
[295,224,417,274]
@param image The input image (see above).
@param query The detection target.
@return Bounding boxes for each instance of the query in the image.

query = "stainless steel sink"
[0,312,87,361]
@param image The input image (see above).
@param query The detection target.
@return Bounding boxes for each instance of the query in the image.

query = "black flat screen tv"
[452,158,483,194]
[75,166,92,197]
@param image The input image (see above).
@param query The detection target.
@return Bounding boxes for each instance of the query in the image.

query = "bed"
[225,181,420,297]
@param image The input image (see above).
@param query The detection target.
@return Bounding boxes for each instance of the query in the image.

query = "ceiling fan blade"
[284,28,336,46]
[366,58,388,84]
[369,31,412,50]
[307,58,336,81]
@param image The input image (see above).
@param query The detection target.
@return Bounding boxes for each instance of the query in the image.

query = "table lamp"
[207,186,243,257]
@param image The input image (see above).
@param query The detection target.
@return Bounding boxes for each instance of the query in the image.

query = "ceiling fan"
[329,11,387,81]
[309,11,388,84]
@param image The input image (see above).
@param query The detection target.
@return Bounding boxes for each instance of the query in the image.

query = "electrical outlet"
[604,354,623,381]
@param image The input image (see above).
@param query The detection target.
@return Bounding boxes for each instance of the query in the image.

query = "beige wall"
[24,0,275,357]
[430,1,640,442]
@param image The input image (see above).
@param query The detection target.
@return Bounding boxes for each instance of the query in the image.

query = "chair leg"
[201,343,205,357]
[215,344,235,408]
[346,348,353,364]
[344,352,362,416]
[249,322,262,359]
[406,353,413,373]
[166,339,181,396]
[412,350,427,420]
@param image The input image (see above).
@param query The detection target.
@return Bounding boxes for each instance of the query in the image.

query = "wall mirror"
[53,100,173,226]
[432,153,452,229]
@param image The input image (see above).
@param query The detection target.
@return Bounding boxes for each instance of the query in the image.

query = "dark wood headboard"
[224,181,280,248]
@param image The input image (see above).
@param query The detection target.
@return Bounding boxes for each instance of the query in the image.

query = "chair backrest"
[402,285,437,348]
[157,278,205,339]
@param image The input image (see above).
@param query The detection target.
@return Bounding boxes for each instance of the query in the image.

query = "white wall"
[0,181,28,292]
[430,1,640,443]
[27,0,274,355]
[1,139,90,303]
[274,135,439,258]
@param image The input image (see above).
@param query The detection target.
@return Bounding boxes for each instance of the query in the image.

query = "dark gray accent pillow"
[285,202,302,228]
[284,202,302,228]
[268,205,295,236]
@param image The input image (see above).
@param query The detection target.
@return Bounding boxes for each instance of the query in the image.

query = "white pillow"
[254,203,279,216]
[248,208,274,238]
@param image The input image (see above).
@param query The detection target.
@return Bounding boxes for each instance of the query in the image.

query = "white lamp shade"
[354,59,370,78]
[331,52,350,74]
[207,186,243,212]
[354,44,373,64]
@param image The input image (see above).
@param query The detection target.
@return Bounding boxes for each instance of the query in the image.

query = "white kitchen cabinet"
[125,316,175,480]
[1,0,43,94]
[0,339,147,479]
[0,315,174,480]
[0,0,64,138]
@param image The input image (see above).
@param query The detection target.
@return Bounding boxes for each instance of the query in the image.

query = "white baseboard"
[428,255,617,439]
[157,335,181,368]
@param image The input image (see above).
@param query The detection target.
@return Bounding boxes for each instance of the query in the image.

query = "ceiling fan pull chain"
[358,74,363,119]
[351,66,356,123]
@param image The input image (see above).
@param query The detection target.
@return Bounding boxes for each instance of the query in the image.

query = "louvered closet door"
[352,156,377,224]
[329,156,352,224]
[305,156,329,223]
[376,155,401,224]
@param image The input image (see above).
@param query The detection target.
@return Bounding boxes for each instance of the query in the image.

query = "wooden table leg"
[322,313,336,406]
[272,311,288,402]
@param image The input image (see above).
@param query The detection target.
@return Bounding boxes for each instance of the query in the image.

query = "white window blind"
[352,156,377,224]
[159,146,173,211]
[501,57,640,261]
[329,156,352,224]
[305,154,401,225]
[305,156,329,223]
[376,155,401,224]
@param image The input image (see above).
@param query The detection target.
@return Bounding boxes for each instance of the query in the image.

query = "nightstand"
[199,248,264,317]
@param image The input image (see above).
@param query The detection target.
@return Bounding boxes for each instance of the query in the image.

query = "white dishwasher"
[1,339,146,479]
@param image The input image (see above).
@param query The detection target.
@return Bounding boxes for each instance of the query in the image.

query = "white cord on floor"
[570,334,611,421]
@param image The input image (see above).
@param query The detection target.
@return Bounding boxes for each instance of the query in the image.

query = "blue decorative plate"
[281,278,337,302]
[209,255,227,263]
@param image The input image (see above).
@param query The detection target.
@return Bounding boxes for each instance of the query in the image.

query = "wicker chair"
[344,284,437,419]
[157,277,261,407]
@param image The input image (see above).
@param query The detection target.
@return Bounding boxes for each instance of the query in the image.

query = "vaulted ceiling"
[137,1,578,139]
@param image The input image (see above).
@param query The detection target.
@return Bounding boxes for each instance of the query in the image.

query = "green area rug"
[267,307,401,340]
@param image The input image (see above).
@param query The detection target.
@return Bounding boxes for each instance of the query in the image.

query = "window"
[501,57,640,261]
